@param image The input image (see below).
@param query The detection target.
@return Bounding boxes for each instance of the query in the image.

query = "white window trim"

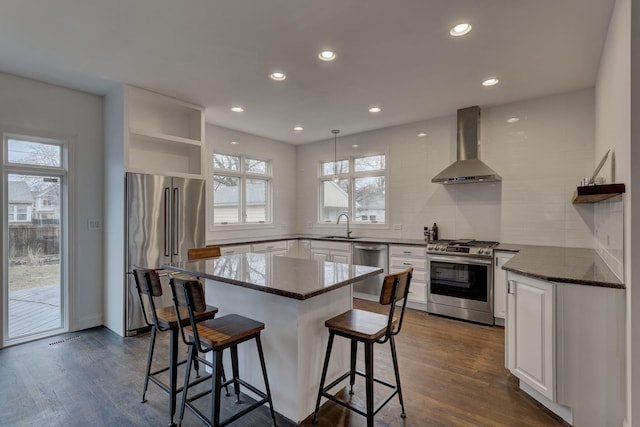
[212,153,273,227]
[317,153,389,227]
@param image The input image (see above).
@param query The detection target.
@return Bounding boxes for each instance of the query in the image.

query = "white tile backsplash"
[595,195,624,280]
[294,88,601,246]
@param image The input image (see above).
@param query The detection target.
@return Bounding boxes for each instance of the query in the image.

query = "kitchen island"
[163,252,383,423]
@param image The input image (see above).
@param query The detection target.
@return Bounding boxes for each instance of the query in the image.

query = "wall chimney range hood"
[432,106,501,184]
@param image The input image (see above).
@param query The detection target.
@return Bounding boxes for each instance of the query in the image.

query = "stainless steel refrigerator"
[125,172,206,335]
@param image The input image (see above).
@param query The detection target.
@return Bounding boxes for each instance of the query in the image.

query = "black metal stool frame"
[132,268,223,427]
[170,277,277,427]
[312,269,413,427]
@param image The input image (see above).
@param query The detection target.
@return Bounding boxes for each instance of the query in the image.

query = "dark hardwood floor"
[0,299,568,426]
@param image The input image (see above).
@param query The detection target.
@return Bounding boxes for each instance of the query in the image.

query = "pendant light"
[332,129,340,183]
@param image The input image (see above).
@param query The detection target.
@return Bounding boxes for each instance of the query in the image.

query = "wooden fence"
[8,224,59,258]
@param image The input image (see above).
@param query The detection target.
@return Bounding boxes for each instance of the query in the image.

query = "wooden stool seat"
[155,305,218,328]
[188,246,221,261]
[312,268,413,427]
[186,314,265,348]
[325,309,397,341]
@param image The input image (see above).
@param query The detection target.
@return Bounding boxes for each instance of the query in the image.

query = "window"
[213,153,272,225]
[319,154,386,224]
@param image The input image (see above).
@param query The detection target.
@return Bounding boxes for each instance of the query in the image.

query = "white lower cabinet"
[286,239,310,259]
[506,274,555,401]
[309,240,351,263]
[506,272,625,426]
[389,245,426,304]
[251,241,288,257]
[493,251,515,323]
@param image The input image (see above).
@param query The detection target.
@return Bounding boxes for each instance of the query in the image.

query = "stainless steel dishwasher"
[352,243,388,297]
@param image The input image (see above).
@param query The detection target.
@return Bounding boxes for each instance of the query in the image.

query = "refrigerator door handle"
[164,187,171,256]
[172,187,180,256]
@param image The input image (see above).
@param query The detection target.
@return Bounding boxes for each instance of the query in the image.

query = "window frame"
[212,152,273,226]
[318,153,388,226]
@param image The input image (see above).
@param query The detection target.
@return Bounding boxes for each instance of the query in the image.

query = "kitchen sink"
[321,235,359,240]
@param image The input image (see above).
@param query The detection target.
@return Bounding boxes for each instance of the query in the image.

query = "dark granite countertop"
[497,244,625,289]
[162,252,383,300]
[212,234,427,247]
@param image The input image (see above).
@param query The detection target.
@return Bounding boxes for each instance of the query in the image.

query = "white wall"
[595,0,633,424]
[0,72,104,334]
[295,89,596,247]
[205,124,297,243]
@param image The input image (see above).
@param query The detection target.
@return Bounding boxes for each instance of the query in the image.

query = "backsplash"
[594,194,624,281]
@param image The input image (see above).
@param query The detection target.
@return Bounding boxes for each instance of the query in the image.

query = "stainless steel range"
[426,239,499,325]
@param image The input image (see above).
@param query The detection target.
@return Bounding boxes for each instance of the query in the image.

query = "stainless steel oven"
[426,240,497,325]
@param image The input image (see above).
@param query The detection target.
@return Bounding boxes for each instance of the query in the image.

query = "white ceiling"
[0,0,615,144]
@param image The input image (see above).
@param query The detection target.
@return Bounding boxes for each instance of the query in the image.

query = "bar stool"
[170,277,277,427]
[132,268,219,427]
[312,268,413,427]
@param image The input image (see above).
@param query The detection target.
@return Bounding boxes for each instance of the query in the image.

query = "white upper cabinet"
[125,86,204,178]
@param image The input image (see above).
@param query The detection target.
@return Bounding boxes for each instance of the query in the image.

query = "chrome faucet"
[337,213,352,239]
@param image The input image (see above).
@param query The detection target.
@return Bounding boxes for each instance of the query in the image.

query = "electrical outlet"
[87,219,101,230]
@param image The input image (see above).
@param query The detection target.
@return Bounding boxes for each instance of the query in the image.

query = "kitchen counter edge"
[212,234,428,247]
[496,243,625,289]
[162,261,384,301]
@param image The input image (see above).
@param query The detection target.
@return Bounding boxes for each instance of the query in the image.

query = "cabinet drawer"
[390,267,426,283]
[389,245,425,258]
[407,283,426,303]
[310,240,351,252]
[220,245,251,256]
[252,241,287,252]
[390,256,426,271]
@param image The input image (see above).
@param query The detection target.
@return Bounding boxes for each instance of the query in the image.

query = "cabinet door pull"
[403,250,412,254]
[508,280,515,294]
[403,262,412,266]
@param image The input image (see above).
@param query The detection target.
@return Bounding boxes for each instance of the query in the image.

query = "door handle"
[164,187,170,256]
[172,187,180,256]
[508,280,515,294]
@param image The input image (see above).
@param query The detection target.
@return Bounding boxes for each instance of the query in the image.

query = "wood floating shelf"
[572,183,625,204]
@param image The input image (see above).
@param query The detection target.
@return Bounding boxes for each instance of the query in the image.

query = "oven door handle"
[427,255,492,266]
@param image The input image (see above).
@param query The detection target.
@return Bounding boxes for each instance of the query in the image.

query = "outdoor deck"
[8,285,61,338]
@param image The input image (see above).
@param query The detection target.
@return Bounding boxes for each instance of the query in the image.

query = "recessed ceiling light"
[418,132,427,137]
[352,144,360,148]
[368,106,382,113]
[293,126,304,131]
[270,72,286,81]
[231,106,244,112]
[507,117,520,124]
[318,50,336,61]
[230,141,239,145]
[450,23,472,37]
[482,78,499,87]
